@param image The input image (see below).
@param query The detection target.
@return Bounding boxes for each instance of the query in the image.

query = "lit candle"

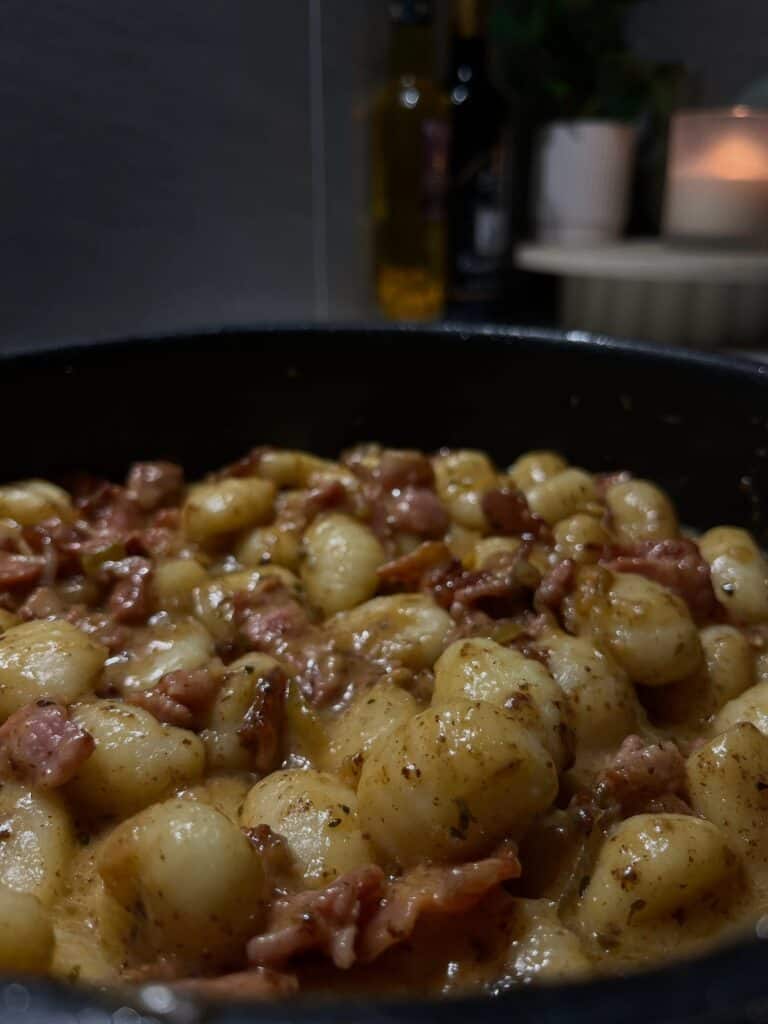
[664,108,768,244]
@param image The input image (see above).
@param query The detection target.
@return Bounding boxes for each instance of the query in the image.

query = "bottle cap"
[389,0,433,25]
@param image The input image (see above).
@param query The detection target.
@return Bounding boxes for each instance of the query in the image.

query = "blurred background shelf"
[516,241,768,348]
[2,1,768,350]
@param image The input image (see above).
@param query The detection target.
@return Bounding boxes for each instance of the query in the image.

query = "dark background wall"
[1,0,767,351]
[628,0,768,106]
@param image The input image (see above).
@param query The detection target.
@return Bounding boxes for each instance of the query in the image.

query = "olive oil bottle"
[371,0,450,321]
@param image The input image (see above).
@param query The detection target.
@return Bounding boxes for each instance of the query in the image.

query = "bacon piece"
[76,481,142,537]
[425,549,539,621]
[153,507,182,530]
[247,865,386,970]
[357,850,521,963]
[19,588,129,652]
[234,581,311,657]
[596,734,688,815]
[23,518,89,578]
[382,487,449,538]
[247,850,520,971]
[127,668,220,729]
[600,538,719,623]
[19,586,64,620]
[237,665,287,773]
[534,559,576,613]
[105,556,153,623]
[0,700,94,787]
[173,967,298,1000]
[217,446,270,479]
[303,479,349,519]
[243,824,295,883]
[126,461,183,512]
[377,541,452,589]
[125,527,179,559]
[482,487,548,539]
[347,449,447,542]
[0,552,43,589]
[65,607,129,654]
[234,580,353,706]
[378,450,435,490]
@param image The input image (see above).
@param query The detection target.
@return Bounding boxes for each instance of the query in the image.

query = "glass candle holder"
[663,107,768,245]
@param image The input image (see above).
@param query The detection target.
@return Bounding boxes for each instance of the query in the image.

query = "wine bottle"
[447,0,509,314]
[371,0,450,321]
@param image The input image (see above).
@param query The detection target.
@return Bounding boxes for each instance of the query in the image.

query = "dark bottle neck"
[450,36,487,76]
[390,21,435,79]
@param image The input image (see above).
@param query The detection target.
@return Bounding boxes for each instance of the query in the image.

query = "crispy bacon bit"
[234,580,311,656]
[125,527,179,559]
[482,487,548,539]
[19,588,129,653]
[377,541,452,589]
[0,552,43,590]
[237,665,288,774]
[247,865,386,970]
[173,967,298,1000]
[303,479,349,519]
[19,586,64,620]
[153,507,182,530]
[0,700,94,787]
[378,450,435,490]
[234,579,369,706]
[105,556,153,623]
[218,446,270,479]
[76,481,142,537]
[357,851,521,963]
[247,850,520,971]
[126,461,184,512]
[600,538,719,623]
[424,549,539,621]
[65,607,129,654]
[596,734,689,815]
[22,518,86,577]
[346,449,448,542]
[243,824,295,882]
[534,559,576,613]
[127,668,220,729]
[382,487,449,538]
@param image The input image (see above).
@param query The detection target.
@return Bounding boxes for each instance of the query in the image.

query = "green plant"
[489,0,672,121]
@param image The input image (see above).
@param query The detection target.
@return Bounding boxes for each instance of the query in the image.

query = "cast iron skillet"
[2,324,768,1024]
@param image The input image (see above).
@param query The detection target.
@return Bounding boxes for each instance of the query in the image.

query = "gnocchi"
[0,446,762,1000]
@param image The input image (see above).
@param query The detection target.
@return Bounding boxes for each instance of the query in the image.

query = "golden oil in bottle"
[371,0,450,321]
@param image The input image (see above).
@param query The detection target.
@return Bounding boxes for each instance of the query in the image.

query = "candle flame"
[684,132,768,181]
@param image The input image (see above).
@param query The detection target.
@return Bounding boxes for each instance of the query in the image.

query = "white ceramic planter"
[534,120,636,244]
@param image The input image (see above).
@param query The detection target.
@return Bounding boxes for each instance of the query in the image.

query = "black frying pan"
[2,324,768,1024]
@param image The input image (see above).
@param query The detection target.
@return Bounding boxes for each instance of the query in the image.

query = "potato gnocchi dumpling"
[358,700,558,865]
[98,798,266,968]
[433,638,571,767]
[604,479,678,545]
[322,680,419,785]
[330,593,452,670]
[66,701,205,817]
[301,513,385,615]
[0,620,106,718]
[241,769,373,888]
[0,446,762,999]
[0,782,74,906]
[577,814,740,952]
[0,885,54,974]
